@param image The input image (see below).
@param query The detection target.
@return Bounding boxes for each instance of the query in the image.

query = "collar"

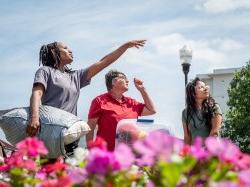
[107,92,126,104]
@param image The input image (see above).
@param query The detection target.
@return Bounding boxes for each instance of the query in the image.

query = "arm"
[86,118,98,146]
[134,78,156,116]
[209,114,222,137]
[86,40,146,80]
[26,84,44,136]
[183,122,192,145]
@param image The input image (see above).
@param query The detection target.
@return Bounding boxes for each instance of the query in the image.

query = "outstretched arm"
[86,40,146,80]
[134,78,156,116]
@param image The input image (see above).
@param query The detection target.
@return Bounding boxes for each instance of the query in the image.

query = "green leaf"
[10,168,23,176]
[158,161,182,187]
[221,60,250,153]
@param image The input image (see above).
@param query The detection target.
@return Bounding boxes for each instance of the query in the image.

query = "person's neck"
[109,90,124,102]
[58,65,65,72]
[196,99,203,110]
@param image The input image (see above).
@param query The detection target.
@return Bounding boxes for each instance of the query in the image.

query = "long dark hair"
[185,77,216,129]
[39,42,71,72]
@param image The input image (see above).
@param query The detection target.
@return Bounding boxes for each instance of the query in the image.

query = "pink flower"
[35,171,47,180]
[87,136,107,150]
[180,144,191,156]
[133,131,183,166]
[0,181,11,187]
[205,137,241,164]
[114,143,135,170]
[68,168,87,184]
[0,163,10,172]
[42,159,67,174]
[37,179,57,187]
[236,153,250,170]
[213,181,239,187]
[86,148,120,174]
[146,180,156,187]
[239,169,250,187]
[57,176,72,187]
[6,152,37,170]
[16,137,48,157]
[22,159,37,170]
[190,137,209,160]
[37,176,71,187]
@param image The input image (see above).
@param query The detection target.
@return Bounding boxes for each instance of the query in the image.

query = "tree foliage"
[221,61,250,153]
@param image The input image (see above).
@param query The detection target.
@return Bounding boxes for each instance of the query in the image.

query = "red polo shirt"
[88,92,145,151]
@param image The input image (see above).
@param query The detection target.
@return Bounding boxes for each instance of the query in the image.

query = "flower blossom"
[16,137,48,157]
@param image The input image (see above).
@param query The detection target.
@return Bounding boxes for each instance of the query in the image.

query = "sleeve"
[182,109,187,123]
[213,103,222,116]
[88,98,102,119]
[77,68,91,89]
[33,67,49,90]
[131,99,145,116]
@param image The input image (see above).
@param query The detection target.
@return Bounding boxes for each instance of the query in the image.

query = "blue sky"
[1,0,250,138]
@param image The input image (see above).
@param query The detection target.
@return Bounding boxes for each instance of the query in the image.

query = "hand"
[26,117,40,136]
[134,78,145,92]
[124,40,146,49]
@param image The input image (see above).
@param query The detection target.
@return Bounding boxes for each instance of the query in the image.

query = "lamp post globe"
[179,45,192,86]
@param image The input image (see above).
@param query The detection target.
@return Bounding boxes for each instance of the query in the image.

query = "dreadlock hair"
[105,70,126,91]
[39,42,71,72]
[185,77,216,129]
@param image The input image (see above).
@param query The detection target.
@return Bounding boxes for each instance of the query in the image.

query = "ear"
[112,78,116,84]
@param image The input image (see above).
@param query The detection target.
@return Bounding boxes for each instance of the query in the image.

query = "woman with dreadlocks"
[182,77,222,145]
[26,40,146,154]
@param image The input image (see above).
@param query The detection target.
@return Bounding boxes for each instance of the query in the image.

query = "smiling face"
[194,80,210,101]
[57,42,73,65]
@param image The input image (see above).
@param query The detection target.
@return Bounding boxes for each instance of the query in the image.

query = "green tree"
[221,61,250,153]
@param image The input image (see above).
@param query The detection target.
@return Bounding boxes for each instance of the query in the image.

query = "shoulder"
[39,66,53,71]
[124,96,138,103]
[91,93,109,103]
[35,66,53,74]
[213,103,222,115]
[74,68,89,75]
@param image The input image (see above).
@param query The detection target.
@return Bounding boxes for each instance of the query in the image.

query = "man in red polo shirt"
[86,70,156,151]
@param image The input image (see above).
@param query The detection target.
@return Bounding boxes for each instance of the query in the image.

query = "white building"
[197,68,240,118]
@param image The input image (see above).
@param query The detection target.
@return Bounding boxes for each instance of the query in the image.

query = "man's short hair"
[105,70,126,91]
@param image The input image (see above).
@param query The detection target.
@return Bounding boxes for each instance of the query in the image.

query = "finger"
[135,44,144,47]
[135,41,145,46]
[135,39,146,43]
[137,40,146,44]
[134,78,143,83]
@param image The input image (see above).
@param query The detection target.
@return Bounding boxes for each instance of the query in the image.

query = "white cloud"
[196,0,250,13]
[218,39,245,51]
[122,50,165,72]
[150,33,249,72]
[151,33,226,64]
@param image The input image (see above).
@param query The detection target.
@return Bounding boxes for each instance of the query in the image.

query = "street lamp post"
[179,45,192,86]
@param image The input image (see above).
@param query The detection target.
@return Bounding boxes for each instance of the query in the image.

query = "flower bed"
[0,131,250,187]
